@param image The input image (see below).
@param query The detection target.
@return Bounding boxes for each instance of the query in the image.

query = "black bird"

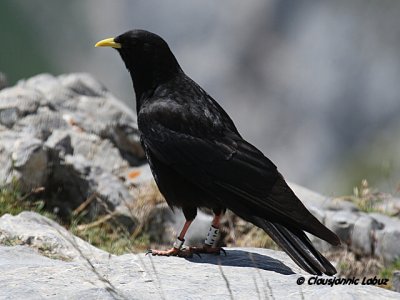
[95,30,340,275]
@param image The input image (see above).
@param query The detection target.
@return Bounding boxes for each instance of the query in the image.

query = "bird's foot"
[189,245,226,256]
[146,247,194,258]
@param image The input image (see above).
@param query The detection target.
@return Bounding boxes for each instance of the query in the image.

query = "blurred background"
[1,0,399,196]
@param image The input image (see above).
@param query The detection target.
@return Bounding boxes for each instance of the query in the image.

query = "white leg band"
[173,237,185,249]
[204,225,220,246]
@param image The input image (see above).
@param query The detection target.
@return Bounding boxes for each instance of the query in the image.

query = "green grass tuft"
[379,258,400,290]
[70,218,150,255]
[336,179,392,214]
[0,181,149,255]
[0,181,55,219]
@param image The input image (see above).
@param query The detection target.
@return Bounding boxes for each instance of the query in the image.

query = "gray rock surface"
[351,215,383,256]
[0,212,398,300]
[0,130,50,190]
[14,107,68,140]
[393,271,400,293]
[0,137,13,186]
[369,213,400,265]
[0,87,40,127]
[11,136,49,191]
[0,212,107,261]
[0,73,144,219]
[290,182,400,266]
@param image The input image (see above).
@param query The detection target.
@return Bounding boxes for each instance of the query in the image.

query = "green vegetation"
[379,258,400,290]
[0,182,149,255]
[336,179,391,214]
[0,182,54,219]
[70,218,150,255]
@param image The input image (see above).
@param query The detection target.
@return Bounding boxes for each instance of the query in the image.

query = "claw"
[220,248,227,256]
[146,246,224,258]
[146,247,193,257]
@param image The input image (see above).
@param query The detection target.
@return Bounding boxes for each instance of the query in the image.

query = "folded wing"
[141,118,339,245]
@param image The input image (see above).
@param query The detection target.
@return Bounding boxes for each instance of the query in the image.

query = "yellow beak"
[95,37,121,49]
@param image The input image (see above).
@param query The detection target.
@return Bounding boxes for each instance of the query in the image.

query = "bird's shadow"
[185,249,295,275]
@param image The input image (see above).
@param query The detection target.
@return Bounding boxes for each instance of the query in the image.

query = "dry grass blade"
[19,186,45,202]
[217,257,234,300]
[75,212,117,231]
[73,192,98,216]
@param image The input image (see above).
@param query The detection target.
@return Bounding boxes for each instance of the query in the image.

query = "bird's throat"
[130,69,156,108]
[118,48,182,111]
[128,61,181,112]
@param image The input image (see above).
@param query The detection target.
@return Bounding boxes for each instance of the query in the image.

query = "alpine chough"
[96,30,341,275]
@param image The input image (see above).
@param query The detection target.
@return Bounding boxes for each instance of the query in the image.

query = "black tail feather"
[249,216,337,276]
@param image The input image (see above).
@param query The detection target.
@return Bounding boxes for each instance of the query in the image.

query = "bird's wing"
[140,117,321,232]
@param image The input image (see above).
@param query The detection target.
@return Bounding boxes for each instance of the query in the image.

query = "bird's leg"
[147,220,194,257]
[189,214,226,255]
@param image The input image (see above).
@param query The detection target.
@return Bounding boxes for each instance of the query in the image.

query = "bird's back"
[138,73,339,246]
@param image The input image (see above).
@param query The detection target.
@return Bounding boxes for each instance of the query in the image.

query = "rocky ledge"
[0,211,398,300]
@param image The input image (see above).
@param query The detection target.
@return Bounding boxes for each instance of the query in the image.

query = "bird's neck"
[128,57,182,112]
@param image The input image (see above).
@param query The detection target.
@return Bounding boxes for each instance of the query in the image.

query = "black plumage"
[96,29,340,275]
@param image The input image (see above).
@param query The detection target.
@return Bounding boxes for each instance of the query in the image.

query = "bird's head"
[95,30,181,100]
